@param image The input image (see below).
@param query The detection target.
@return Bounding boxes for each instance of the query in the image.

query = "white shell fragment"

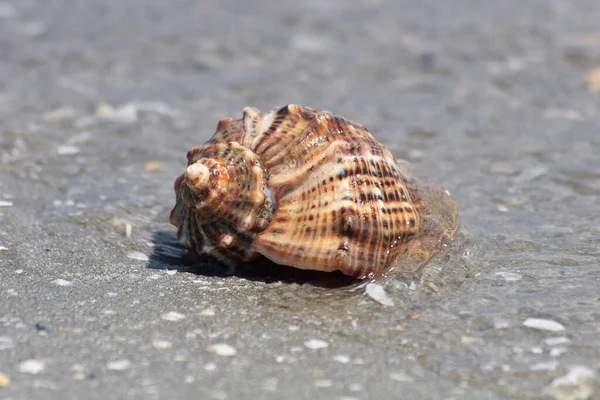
[161,311,185,322]
[96,103,138,124]
[365,283,395,306]
[304,339,329,350]
[332,355,350,364]
[207,343,237,356]
[550,348,568,357]
[106,360,131,371]
[0,200,14,207]
[126,251,149,261]
[52,279,73,286]
[19,359,45,374]
[523,318,566,332]
[56,145,80,155]
[545,337,571,346]
[152,340,173,350]
[125,223,132,238]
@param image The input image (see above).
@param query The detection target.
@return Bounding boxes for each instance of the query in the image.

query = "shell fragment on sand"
[365,283,395,306]
[523,318,565,332]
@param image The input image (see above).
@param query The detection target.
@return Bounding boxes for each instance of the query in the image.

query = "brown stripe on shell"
[250,105,428,278]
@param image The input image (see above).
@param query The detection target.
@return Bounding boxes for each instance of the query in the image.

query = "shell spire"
[170,105,458,278]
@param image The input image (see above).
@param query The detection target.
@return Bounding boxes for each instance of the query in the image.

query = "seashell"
[170,105,458,279]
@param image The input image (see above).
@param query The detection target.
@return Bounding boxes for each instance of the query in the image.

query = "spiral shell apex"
[170,105,458,279]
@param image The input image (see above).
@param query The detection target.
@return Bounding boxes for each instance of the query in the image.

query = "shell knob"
[183,158,230,208]
[185,162,210,193]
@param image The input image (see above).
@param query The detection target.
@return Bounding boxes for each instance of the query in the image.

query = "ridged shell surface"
[170,105,458,279]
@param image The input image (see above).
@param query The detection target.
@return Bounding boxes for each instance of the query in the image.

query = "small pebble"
[531,346,543,354]
[145,161,162,171]
[125,224,132,238]
[544,366,598,400]
[152,340,173,350]
[314,379,332,388]
[545,337,571,346]
[275,355,296,363]
[0,200,13,207]
[207,343,237,357]
[495,271,523,281]
[96,103,138,124]
[52,278,73,286]
[550,347,568,357]
[332,355,350,364]
[304,339,329,350]
[161,311,185,322]
[365,283,394,306]
[107,360,131,371]
[461,336,479,345]
[71,371,86,380]
[56,145,80,155]
[126,251,149,261]
[523,318,565,332]
[389,372,415,383]
[530,360,559,371]
[19,359,45,374]
[0,246,8,251]
[426,282,440,292]
[497,204,510,213]
[204,363,217,371]
[199,309,216,317]
[0,372,10,387]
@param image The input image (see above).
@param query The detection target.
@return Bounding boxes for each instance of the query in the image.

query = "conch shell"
[170,105,458,279]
